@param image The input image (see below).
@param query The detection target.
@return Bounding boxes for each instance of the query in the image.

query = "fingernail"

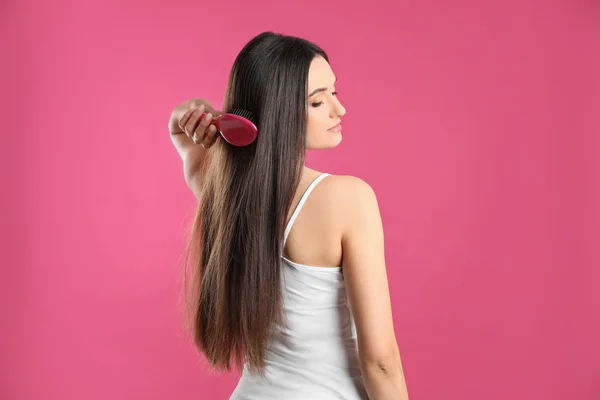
[206,113,213,120]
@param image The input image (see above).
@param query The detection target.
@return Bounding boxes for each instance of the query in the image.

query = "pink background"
[1,0,598,399]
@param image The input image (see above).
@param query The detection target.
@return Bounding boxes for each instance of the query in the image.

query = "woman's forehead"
[308,57,336,90]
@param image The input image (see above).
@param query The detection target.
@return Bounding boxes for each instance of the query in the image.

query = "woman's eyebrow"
[308,78,337,97]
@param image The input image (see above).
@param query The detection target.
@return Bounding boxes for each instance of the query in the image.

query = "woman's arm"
[339,176,409,400]
[169,98,220,199]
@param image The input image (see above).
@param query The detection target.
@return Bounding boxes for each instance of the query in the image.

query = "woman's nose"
[333,99,346,118]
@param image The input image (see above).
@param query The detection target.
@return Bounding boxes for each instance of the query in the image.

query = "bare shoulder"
[307,174,380,242]
[320,174,374,192]
[316,174,379,221]
[315,174,376,201]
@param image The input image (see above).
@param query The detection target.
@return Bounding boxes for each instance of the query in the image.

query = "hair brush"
[202,109,258,147]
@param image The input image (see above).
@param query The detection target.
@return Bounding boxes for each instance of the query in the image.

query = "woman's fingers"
[177,110,193,134]
[180,104,205,138]
[196,111,213,137]
[192,111,213,144]
[201,125,220,148]
[176,103,221,148]
[201,109,222,148]
[205,125,221,148]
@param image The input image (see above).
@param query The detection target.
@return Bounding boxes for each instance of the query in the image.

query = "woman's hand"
[168,98,221,149]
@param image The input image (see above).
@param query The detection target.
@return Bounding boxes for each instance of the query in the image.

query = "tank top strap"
[282,173,331,250]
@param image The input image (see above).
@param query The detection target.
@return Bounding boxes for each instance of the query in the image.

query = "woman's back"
[230,170,369,399]
[282,168,345,270]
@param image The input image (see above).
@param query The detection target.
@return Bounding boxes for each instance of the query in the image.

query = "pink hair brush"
[202,109,258,147]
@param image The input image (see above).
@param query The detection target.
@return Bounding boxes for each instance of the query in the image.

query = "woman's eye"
[311,92,338,107]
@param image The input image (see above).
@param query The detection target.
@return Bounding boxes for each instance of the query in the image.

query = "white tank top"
[230,173,369,399]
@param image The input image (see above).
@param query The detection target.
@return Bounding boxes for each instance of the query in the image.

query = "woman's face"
[305,56,346,150]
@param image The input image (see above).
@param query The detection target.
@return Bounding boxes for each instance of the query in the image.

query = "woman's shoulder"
[310,173,381,245]
[318,173,376,197]
[312,172,379,214]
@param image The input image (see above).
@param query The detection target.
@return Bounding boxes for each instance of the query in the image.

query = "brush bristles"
[229,109,256,124]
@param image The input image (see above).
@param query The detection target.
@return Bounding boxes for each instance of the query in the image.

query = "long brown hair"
[180,32,328,377]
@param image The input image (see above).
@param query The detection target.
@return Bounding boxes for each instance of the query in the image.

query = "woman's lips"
[327,123,342,133]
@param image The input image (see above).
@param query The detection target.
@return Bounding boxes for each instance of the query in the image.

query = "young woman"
[169,32,409,400]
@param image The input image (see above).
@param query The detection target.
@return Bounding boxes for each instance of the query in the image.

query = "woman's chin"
[306,132,343,150]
